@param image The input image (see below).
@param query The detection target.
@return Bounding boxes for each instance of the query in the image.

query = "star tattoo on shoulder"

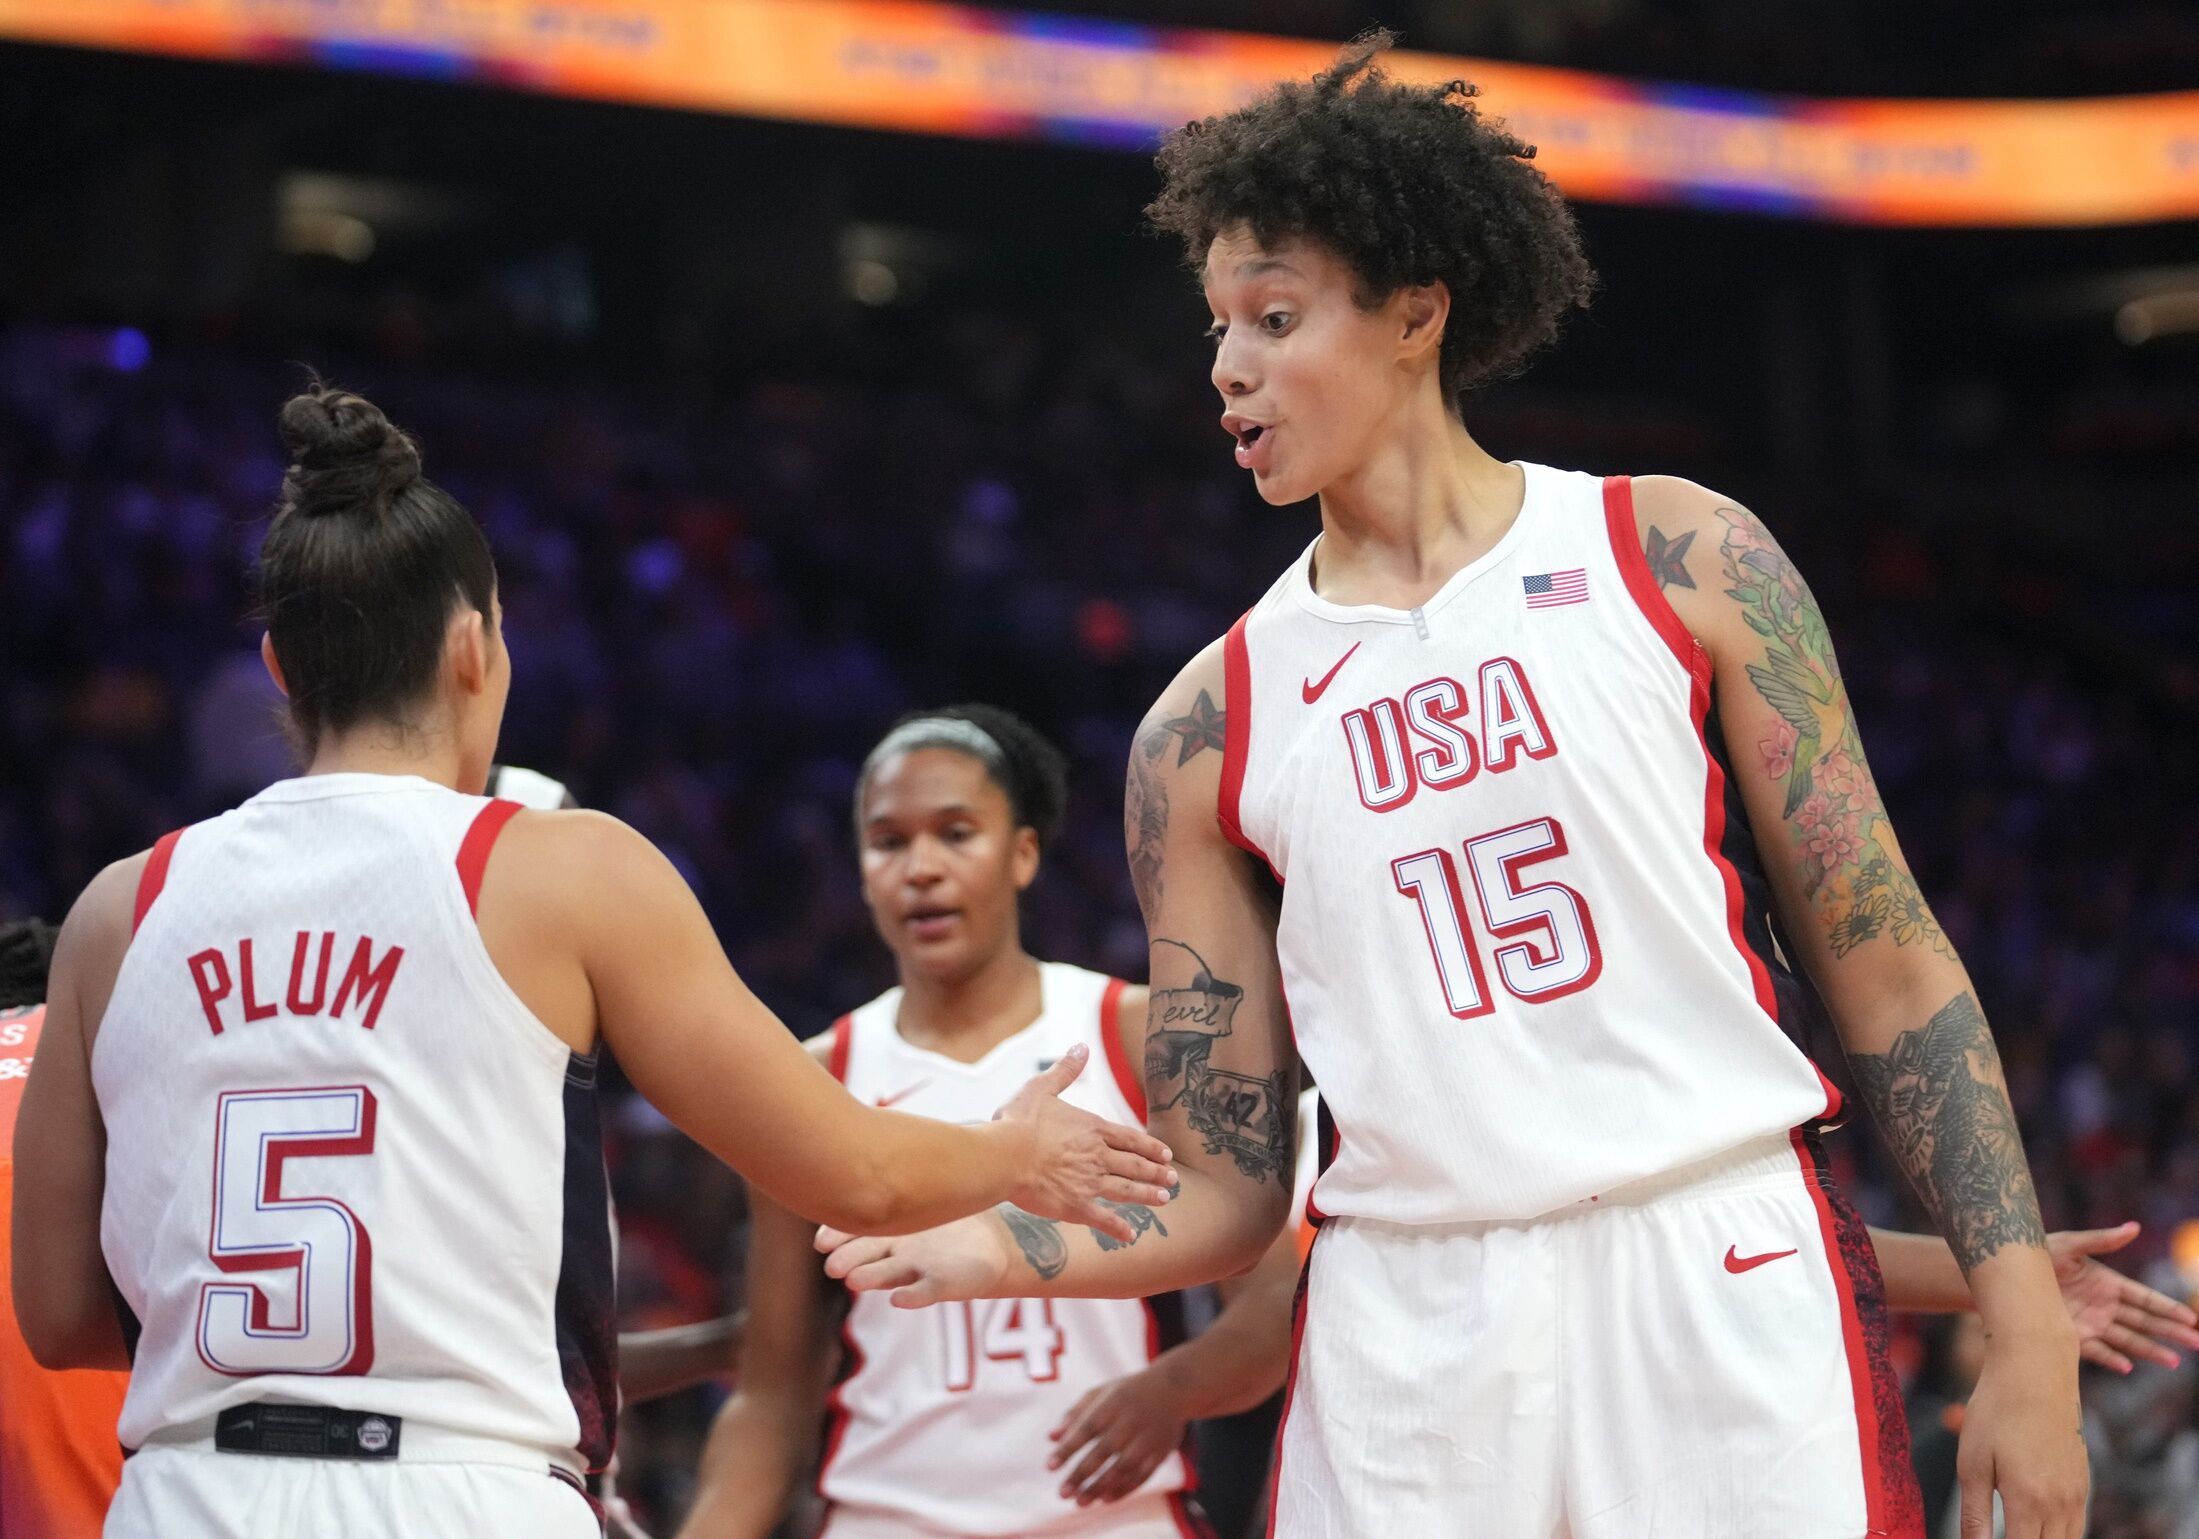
[1644,525,1696,591]
[1150,690,1226,768]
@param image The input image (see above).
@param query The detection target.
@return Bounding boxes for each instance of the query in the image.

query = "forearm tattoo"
[1712,505,1953,960]
[1091,1197,1170,1253]
[1848,992,2048,1273]
[1000,1206,1069,1280]
[999,1195,1175,1277]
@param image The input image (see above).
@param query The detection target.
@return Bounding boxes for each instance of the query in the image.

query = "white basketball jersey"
[1222,466,1840,1227]
[95,773,616,1475]
[819,962,1191,1535]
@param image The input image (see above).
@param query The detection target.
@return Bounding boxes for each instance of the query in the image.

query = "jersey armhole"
[1601,474,1705,679]
[1097,976,1145,1122]
[1217,612,1279,880]
[132,828,185,935]
[825,1013,853,1083]
[455,798,524,919]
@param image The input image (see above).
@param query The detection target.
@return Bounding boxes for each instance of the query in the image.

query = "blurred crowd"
[2,323,2194,1536]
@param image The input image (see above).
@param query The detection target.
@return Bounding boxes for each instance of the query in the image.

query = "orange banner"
[5,0,2196,226]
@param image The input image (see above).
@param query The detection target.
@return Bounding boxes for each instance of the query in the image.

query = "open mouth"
[1232,421,1275,471]
[906,906,962,937]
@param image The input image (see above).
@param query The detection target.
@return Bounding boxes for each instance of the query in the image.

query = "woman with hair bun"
[11,384,1173,1538]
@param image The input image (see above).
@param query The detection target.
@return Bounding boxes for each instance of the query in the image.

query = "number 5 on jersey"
[1393,816,1602,1018]
[198,1085,377,1376]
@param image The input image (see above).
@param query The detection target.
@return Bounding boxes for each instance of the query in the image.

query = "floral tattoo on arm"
[1713,506,1953,960]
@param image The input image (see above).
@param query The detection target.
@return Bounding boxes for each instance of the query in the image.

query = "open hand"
[2048,1222,2199,1373]
[995,1044,1175,1244]
[1047,1368,1190,1506]
[818,1211,1015,1308]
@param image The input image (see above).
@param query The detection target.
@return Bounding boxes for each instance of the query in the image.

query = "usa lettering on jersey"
[1340,657,1555,812]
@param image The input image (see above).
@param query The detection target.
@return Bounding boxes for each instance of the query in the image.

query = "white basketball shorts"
[1271,1132,1925,1538]
[107,1445,601,1538]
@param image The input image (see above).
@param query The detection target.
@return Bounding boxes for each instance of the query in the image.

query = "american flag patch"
[1523,568,1590,609]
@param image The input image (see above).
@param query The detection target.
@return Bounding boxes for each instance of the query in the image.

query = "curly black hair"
[858,704,1070,850]
[0,919,58,1010]
[1148,29,1595,404]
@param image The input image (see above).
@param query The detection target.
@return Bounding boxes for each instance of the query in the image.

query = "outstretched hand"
[817,1212,1014,1309]
[994,1044,1175,1244]
[2047,1222,2199,1374]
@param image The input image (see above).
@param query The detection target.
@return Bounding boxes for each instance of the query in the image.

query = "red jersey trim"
[814,1309,866,1501]
[455,799,523,918]
[1217,613,1265,867]
[1097,976,1145,1122]
[826,1013,854,1083]
[133,829,184,935]
[1601,474,1696,672]
[1790,1130,1899,1536]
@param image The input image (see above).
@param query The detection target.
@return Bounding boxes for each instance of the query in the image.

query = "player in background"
[0,920,128,1538]
[821,37,2105,1539]
[675,707,1300,1539]
[11,384,1173,1539]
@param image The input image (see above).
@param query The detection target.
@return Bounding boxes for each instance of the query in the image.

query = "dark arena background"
[2,2,2196,1534]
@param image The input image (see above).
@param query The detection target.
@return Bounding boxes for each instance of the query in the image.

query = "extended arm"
[618,1313,744,1405]
[674,1184,839,1539]
[514,811,1172,1239]
[11,859,138,1370]
[1636,476,2086,1535]
[822,644,1296,1304]
[1872,1222,2197,1372]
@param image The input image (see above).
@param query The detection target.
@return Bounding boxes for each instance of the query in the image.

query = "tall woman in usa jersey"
[10,384,1174,1539]
[821,35,2090,1539]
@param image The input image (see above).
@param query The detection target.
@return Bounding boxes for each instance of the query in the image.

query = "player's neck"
[894,946,1045,1064]
[1308,407,1524,611]
[303,724,467,790]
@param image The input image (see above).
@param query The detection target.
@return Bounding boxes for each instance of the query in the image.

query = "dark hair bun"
[277,383,423,514]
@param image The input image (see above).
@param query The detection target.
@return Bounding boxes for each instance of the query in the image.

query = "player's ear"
[1396,281,1449,362]
[259,633,289,698]
[448,606,490,697]
[1011,825,1041,892]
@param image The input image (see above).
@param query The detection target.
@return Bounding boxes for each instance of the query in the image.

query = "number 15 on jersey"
[1392,815,1602,1018]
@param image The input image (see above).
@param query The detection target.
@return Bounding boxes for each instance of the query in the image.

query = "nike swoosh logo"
[1302,642,1362,705]
[1724,1245,1799,1274]
[877,1081,932,1109]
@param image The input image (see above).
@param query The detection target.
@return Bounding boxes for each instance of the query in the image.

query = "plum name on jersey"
[186,932,405,1036]
[1341,656,1557,814]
